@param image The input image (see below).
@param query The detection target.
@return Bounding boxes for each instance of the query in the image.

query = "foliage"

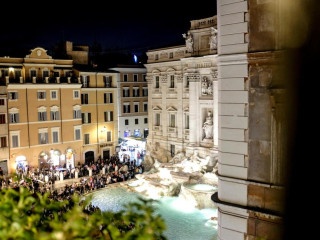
[0,186,166,240]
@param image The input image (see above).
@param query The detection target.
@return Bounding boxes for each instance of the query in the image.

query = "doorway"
[103,149,110,161]
[85,151,94,165]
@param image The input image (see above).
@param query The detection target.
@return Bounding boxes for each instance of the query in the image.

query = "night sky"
[0,1,217,57]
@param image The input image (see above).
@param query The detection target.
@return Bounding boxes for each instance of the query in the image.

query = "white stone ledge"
[220,22,248,36]
[220,33,245,46]
[220,12,245,26]
[219,164,248,179]
[219,103,246,116]
[219,128,245,141]
[220,1,248,15]
[220,43,249,55]
[219,77,245,90]
[219,152,245,166]
[219,63,248,78]
[220,0,245,6]
[219,91,248,104]
[219,116,248,129]
[219,139,248,154]
[220,212,248,233]
[218,178,248,206]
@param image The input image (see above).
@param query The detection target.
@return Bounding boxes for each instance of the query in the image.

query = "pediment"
[167,106,177,112]
[26,47,52,59]
[152,106,162,111]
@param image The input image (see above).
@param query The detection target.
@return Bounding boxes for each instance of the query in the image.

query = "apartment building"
[73,66,119,164]
[109,65,148,139]
[0,86,9,174]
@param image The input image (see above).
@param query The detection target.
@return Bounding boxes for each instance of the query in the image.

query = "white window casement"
[133,87,139,97]
[73,105,81,119]
[167,106,177,129]
[8,91,18,100]
[123,87,130,97]
[169,75,175,88]
[37,90,46,100]
[74,126,82,141]
[51,127,60,143]
[123,102,130,114]
[9,108,19,123]
[50,90,58,100]
[38,128,49,145]
[134,102,139,113]
[10,131,20,148]
[84,133,90,145]
[106,131,112,142]
[104,76,112,87]
[73,90,80,99]
[81,75,90,87]
[133,74,138,82]
[50,106,60,121]
[104,93,113,103]
[104,111,114,122]
[143,87,148,97]
[153,106,162,127]
[82,112,91,124]
[38,106,47,121]
[155,76,160,89]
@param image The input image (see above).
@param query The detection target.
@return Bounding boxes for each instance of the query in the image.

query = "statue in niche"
[202,110,213,140]
[209,27,218,50]
[201,76,213,95]
[183,33,194,53]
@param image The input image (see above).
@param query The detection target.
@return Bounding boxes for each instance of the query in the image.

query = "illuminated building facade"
[73,67,119,164]
[0,86,9,174]
[108,65,148,140]
[145,16,218,159]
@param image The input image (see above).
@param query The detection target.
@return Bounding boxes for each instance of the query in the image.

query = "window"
[104,111,113,122]
[81,112,91,124]
[155,54,159,60]
[169,52,174,58]
[106,131,112,142]
[8,92,18,100]
[50,90,57,100]
[123,74,128,82]
[30,70,36,78]
[123,88,130,97]
[170,75,175,88]
[169,114,176,127]
[170,144,175,157]
[133,74,138,82]
[104,93,113,103]
[9,113,19,123]
[15,70,21,79]
[0,114,6,124]
[38,111,47,121]
[125,119,129,125]
[155,113,160,126]
[144,103,148,112]
[37,91,46,100]
[104,76,112,87]
[186,77,190,88]
[123,104,130,113]
[143,87,148,96]
[52,130,59,143]
[11,134,19,148]
[73,90,80,99]
[43,70,49,78]
[73,109,81,119]
[135,119,139,125]
[74,127,81,140]
[50,110,59,120]
[0,136,7,148]
[0,99,5,105]
[134,103,139,113]
[81,93,89,104]
[143,74,146,82]
[144,118,148,124]
[133,88,139,97]
[185,114,190,129]
[82,76,90,87]
[84,133,90,145]
[39,132,49,145]
[54,72,60,77]
[155,76,159,88]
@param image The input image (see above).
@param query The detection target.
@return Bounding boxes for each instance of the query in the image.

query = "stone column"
[187,74,200,146]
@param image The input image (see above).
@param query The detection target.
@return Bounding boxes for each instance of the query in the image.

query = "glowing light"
[133,55,138,63]
[9,67,14,72]
[170,197,196,213]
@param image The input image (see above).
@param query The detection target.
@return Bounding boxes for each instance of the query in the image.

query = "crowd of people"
[0,154,145,205]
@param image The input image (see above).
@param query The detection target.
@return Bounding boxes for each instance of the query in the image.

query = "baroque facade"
[145,16,218,160]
